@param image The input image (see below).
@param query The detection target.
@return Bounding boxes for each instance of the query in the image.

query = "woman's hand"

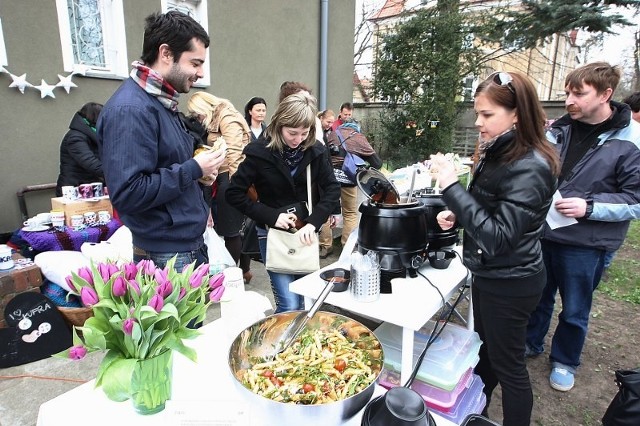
[429,153,459,190]
[275,212,297,230]
[296,223,317,245]
[436,210,456,230]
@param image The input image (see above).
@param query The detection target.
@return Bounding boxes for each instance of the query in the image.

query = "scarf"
[478,127,514,160]
[281,146,304,170]
[130,61,179,111]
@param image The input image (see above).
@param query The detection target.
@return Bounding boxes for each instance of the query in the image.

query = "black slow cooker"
[356,169,429,286]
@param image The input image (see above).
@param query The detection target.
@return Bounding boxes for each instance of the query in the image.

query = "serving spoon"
[267,277,336,359]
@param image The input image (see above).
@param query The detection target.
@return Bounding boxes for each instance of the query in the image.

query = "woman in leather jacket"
[431,72,559,426]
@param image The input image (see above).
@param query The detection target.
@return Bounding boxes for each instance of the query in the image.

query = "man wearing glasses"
[526,62,640,392]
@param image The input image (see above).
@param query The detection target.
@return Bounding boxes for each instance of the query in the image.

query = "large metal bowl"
[228,311,384,425]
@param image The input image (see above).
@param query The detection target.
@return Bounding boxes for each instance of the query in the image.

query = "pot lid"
[356,168,401,205]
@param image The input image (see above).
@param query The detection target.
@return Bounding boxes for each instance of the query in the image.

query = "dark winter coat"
[542,102,640,251]
[226,136,340,231]
[55,113,104,196]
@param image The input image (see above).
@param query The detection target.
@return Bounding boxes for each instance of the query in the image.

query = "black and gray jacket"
[543,101,640,251]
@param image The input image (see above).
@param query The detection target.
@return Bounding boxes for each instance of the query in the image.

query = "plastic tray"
[433,374,486,425]
[379,367,475,412]
[374,320,482,390]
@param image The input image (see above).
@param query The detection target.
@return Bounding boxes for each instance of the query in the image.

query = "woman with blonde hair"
[226,93,340,312]
[187,91,253,282]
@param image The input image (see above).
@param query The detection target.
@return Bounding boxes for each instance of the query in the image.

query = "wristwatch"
[584,199,594,218]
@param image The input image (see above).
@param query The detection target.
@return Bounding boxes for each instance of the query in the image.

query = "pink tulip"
[148,294,164,312]
[128,279,141,295]
[189,264,209,288]
[123,318,136,335]
[80,287,99,306]
[64,275,77,292]
[154,268,169,286]
[178,287,186,301]
[209,285,225,302]
[97,263,118,282]
[69,345,87,360]
[123,262,138,280]
[112,276,127,297]
[137,259,156,276]
[209,273,224,290]
[77,266,94,285]
[156,280,173,298]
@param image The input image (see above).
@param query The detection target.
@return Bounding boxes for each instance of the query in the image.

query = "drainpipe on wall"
[319,0,329,110]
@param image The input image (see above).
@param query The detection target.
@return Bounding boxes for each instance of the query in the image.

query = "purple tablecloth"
[18,219,122,252]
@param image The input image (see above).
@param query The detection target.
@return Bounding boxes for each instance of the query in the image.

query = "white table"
[37,318,456,426]
[290,247,470,385]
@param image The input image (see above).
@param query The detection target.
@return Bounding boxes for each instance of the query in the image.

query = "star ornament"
[34,79,56,99]
[8,72,30,94]
[56,74,77,94]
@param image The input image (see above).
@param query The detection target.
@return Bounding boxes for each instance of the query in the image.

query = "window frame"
[55,0,129,79]
[161,0,210,87]
[0,18,7,67]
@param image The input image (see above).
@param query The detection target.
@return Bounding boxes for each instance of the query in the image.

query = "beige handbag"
[265,166,320,274]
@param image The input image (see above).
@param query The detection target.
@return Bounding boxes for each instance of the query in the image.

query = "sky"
[355,0,638,78]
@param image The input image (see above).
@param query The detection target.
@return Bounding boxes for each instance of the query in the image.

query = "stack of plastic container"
[374,320,486,424]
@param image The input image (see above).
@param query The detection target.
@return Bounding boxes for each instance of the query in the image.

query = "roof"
[370,0,405,21]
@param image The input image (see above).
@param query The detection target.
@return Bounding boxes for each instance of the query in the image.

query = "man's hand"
[194,147,226,182]
[555,197,588,218]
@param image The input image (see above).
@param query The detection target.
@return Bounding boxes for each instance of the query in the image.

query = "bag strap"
[306,164,313,215]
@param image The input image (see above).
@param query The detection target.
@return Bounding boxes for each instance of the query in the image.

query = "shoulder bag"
[265,165,320,275]
[602,368,640,426]
[334,130,366,185]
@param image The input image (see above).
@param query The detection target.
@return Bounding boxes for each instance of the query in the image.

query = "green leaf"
[97,352,137,402]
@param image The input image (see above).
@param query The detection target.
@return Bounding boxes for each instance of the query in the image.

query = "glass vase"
[130,349,173,415]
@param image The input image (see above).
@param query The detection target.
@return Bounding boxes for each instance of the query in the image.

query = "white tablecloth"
[37,318,456,426]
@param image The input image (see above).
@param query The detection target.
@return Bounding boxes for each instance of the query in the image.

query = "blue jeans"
[526,241,605,372]
[258,236,304,313]
[133,245,208,271]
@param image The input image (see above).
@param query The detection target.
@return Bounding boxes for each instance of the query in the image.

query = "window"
[55,0,128,79]
[0,18,7,67]
[162,0,210,87]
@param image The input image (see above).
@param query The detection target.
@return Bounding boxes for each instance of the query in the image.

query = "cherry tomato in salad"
[302,383,315,393]
[334,358,347,372]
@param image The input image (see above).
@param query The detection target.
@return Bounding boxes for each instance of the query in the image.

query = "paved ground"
[0,248,343,426]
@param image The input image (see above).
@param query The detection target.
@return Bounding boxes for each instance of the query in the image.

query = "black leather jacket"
[442,131,556,285]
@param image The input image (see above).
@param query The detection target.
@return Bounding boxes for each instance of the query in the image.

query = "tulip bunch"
[55,257,225,400]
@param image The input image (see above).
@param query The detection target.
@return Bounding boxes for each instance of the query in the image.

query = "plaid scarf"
[130,61,179,111]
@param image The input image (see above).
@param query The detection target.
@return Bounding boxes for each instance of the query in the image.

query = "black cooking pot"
[358,200,428,255]
[356,169,429,274]
[414,193,458,250]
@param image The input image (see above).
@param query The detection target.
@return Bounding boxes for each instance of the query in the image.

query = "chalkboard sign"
[0,292,72,368]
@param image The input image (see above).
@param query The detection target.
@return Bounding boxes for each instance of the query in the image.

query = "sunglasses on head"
[491,72,515,94]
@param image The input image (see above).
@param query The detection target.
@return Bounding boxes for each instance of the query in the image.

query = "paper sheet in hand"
[546,190,578,230]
